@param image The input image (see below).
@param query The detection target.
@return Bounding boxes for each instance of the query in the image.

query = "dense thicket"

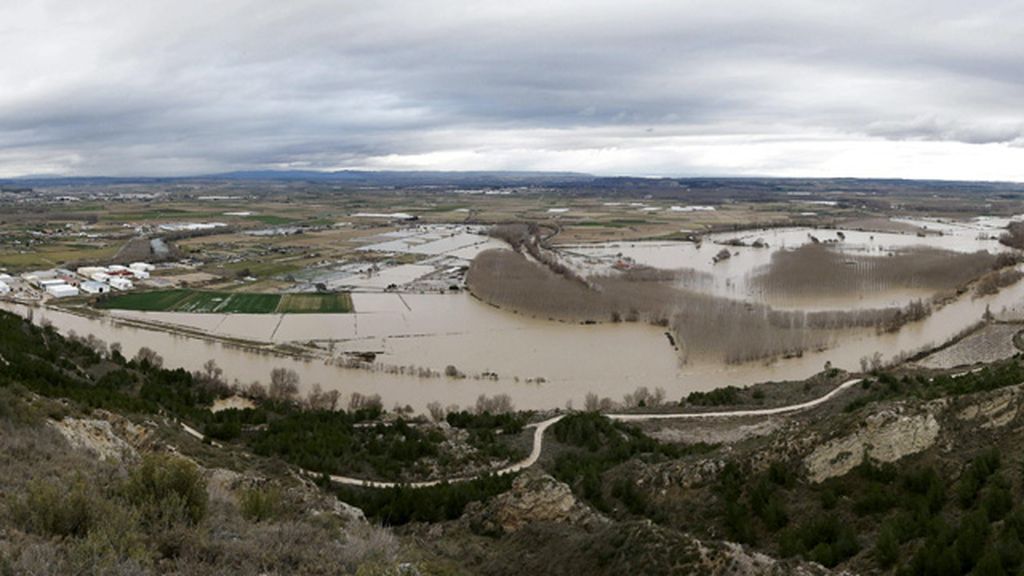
[250,414,442,480]
[702,450,1024,574]
[549,413,710,513]
[334,474,515,526]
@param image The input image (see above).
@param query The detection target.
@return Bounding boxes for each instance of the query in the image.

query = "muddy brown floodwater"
[5,265,1024,414]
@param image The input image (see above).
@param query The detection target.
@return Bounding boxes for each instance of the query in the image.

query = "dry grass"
[0,388,400,576]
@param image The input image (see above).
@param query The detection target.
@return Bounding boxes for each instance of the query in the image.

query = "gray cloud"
[1,0,1023,179]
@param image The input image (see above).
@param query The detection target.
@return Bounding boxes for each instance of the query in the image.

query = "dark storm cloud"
[1,0,1023,179]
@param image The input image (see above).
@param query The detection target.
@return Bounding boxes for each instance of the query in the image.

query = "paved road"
[324,378,862,488]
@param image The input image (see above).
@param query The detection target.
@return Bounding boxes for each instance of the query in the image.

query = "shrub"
[238,485,284,523]
[122,454,208,527]
[11,477,100,538]
[874,522,900,568]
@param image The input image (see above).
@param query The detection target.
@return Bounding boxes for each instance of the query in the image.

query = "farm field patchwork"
[96,289,353,314]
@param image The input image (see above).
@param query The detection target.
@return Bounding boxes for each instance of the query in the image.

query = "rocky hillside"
[4,308,1024,575]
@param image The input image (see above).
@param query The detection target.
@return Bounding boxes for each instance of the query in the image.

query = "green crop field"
[94,289,193,311]
[97,289,353,314]
[222,293,282,313]
[173,292,239,313]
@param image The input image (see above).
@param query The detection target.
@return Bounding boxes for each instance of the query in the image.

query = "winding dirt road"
[325,378,862,488]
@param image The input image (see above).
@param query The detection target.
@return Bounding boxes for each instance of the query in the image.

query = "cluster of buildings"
[14,262,155,299]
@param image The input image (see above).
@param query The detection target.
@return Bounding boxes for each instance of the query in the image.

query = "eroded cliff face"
[49,410,152,463]
[803,406,941,483]
[955,384,1024,429]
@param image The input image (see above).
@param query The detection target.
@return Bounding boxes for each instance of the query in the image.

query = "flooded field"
[5,220,1022,413]
[6,262,1024,414]
[563,223,1012,310]
[291,225,506,292]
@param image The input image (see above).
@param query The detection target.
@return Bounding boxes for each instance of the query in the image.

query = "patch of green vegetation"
[335,474,515,525]
[218,293,281,313]
[99,289,355,314]
[237,485,284,523]
[685,385,742,406]
[850,361,1024,411]
[95,289,193,311]
[249,411,442,480]
[701,446,1024,574]
[548,413,711,513]
[173,291,242,313]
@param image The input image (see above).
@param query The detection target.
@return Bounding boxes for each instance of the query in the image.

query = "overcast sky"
[2,0,1023,180]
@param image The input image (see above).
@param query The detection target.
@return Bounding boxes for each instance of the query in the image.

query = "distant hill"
[4,171,1024,201]
[205,169,594,186]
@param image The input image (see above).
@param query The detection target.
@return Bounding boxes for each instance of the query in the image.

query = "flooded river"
[5,272,1024,412]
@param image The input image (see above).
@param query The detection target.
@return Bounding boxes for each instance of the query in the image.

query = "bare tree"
[427,401,446,422]
[134,347,164,369]
[475,393,514,415]
[246,381,268,400]
[623,386,653,408]
[268,368,300,402]
[348,392,382,412]
[194,359,230,396]
[305,383,341,411]
[203,359,223,382]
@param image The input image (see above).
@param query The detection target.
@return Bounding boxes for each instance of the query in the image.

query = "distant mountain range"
[3,170,596,187]
[4,171,1024,199]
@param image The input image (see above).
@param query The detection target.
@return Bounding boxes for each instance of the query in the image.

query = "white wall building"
[46,284,79,298]
[129,262,155,272]
[77,266,108,277]
[0,280,10,294]
[80,281,109,295]
[108,277,134,291]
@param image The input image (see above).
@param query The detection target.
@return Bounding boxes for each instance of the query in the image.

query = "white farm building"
[80,281,110,295]
[46,284,79,298]
[108,277,134,291]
